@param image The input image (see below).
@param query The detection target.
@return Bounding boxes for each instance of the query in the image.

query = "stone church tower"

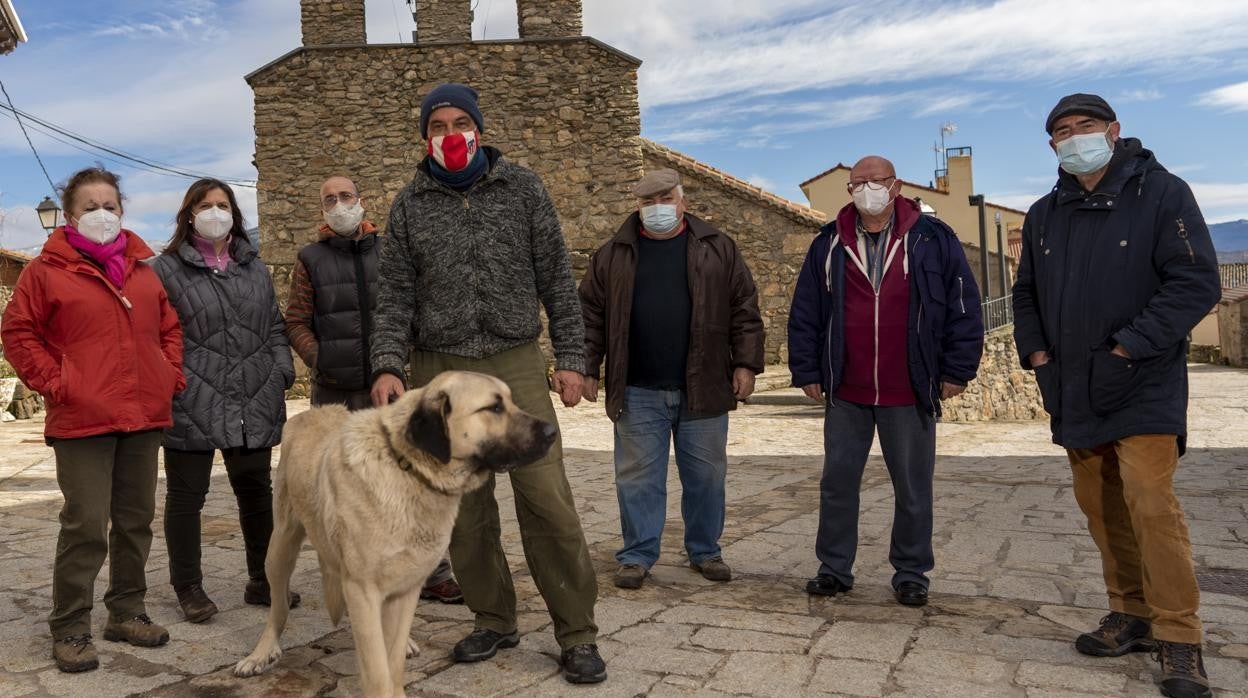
[248,0,825,373]
[248,0,644,272]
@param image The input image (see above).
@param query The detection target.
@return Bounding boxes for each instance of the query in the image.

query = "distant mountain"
[1211,220,1248,259]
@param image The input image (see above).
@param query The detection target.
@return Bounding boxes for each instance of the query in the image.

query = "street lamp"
[35,196,61,233]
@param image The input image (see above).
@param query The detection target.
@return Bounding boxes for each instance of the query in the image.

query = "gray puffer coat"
[152,236,294,451]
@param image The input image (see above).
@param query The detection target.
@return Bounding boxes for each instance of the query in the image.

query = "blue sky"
[2,0,1248,252]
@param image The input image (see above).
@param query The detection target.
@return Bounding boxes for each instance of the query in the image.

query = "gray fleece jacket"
[371,147,586,379]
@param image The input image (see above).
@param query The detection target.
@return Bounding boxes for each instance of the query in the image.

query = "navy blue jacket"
[1012,139,1220,452]
[788,198,984,416]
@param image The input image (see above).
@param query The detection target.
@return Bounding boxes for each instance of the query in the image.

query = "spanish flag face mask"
[428,130,480,172]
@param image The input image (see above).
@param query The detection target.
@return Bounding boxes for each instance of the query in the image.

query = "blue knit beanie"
[419,83,485,139]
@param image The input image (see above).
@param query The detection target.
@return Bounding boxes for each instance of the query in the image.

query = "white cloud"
[574,0,1248,109]
[1198,81,1248,112]
[1190,181,1248,218]
[0,205,49,251]
[1114,88,1163,103]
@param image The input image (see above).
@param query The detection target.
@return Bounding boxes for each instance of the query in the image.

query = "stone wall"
[517,0,583,38]
[413,0,472,43]
[1218,298,1248,367]
[301,0,366,46]
[941,327,1045,422]
[641,140,825,367]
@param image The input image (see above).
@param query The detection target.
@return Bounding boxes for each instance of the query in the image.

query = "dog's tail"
[319,555,346,626]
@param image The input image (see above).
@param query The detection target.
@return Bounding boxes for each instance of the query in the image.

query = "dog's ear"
[408,391,452,464]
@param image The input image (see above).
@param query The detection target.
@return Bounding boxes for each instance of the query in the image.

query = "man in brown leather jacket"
[579,168,765,590]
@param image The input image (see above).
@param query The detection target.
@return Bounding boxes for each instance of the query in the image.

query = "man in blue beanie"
[370,83,605,684]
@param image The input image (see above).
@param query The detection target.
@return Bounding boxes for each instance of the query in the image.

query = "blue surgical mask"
[1056,128,1114,175]
[640,204,680,234]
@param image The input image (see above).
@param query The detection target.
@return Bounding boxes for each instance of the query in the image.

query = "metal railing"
[1220,263,1248,289]
[982,294,1014,332]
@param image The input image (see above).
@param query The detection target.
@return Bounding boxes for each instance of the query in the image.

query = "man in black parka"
[1013,94,1220,698]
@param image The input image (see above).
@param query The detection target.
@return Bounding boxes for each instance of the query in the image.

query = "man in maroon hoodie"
[788,156,984,607]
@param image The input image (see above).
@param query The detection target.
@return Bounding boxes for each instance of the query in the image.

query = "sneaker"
[690,556,732,582]
[1075,612,1153,657]
[175,583,219,623]
[420,577,465,604]
[52,634,98,673]
[244,578,302,609]
[806,574,852,597]
[613,564,648,589]
[452,628,519,663]
[561,643,607,684]
[102,614,170,647]
[1153,641,1212,698]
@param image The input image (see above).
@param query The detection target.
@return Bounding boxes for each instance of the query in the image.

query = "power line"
[0,101,257,188]
[0,79,58,196]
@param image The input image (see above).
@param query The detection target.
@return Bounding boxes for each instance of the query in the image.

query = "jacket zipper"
[354,245,373,382]
[958,276,966,313]
[1176,218,1194,263]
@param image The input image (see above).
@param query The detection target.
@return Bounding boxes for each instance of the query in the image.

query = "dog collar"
[381,423,459,497]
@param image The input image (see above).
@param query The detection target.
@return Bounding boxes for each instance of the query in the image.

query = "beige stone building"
[800,150,1023,298]
[0,0,25,55]
[247,0,824,369]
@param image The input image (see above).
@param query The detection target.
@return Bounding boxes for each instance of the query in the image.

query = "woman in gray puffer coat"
[152,179,298,624]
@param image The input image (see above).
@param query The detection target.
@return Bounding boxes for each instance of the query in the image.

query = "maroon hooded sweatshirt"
[833,197,922,407]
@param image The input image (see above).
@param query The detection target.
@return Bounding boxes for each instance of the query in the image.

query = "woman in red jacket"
[0,167,184,674]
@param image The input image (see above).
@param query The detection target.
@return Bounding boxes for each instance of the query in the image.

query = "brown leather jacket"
[579,212,765,421]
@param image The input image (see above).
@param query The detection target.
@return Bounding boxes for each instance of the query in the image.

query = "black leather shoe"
[561,643,607,684]
[895,581,928,607]
[452,628,519,663]
[806,574,851,596]
[244,578,301,609]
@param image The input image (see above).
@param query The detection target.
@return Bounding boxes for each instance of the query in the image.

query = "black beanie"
[419,83,485,139]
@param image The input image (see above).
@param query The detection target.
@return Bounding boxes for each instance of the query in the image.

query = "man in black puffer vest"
[285,175,463,604]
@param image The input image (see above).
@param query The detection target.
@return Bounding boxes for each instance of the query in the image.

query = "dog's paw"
[233,646,282,677]
[405,637,420,658]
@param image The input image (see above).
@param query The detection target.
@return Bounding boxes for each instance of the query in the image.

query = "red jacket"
[0,228,185,439]
[833,201,918,406]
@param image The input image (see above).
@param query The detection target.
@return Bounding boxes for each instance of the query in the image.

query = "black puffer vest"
[298,233,379,391]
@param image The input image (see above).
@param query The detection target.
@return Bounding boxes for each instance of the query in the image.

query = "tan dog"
[234,371,557,697]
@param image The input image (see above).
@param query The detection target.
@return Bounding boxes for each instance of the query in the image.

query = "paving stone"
[705,651,814,697]
[688,627,807,654]
[810,621,912,663]
[894,648,1014,685]
[1015,660,1127,692]
[411,648,557,696]
[653,604,824,637]
[609,646,723,677]
[515,668,661,697]
[809,658,889,697]
[607,622,695,648]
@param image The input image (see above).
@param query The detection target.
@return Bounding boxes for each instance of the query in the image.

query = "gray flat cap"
[632,169,682,198]
[1045,93,1117,134]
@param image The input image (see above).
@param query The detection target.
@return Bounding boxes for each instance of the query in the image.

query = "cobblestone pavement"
[1,364,1246,697]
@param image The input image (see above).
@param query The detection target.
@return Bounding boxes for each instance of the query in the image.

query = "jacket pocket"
[1034,360,1060,415]
[56,355,75,405]
[1088,349,1139,416]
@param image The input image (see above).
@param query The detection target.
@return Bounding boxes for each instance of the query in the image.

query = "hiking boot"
[806,574,852,597]
[420,577,465,604]
[561,643,607,684]
[1075,611,1153,657]
[613,564,648,589]
[175,583,219,623]
[1153,641,1212,698]
[690,556,732,582]
[452,628,519,662]
[102,614,169,647]
[52,634,98,673]
[244,578,302,609]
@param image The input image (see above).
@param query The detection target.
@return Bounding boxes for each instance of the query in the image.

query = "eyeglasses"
[322,193,359,209]
[848,177,896,193]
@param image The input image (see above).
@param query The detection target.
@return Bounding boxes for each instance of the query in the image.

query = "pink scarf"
[64,226,128,289]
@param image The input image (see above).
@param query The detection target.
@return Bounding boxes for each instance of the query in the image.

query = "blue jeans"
[614,387,729,568]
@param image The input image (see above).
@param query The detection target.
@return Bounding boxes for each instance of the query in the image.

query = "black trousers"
[163,446,274,588]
